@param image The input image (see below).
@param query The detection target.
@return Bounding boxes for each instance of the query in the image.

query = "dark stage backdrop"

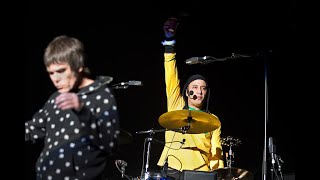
[25,2,295,180]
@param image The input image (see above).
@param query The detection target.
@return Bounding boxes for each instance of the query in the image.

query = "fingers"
[55,93,79,110]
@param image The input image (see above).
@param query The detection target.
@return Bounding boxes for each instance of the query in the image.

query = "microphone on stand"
[120,80,143,86]
[112,80,143,89]
[268,137,276,166]
[115,160,128,178]
[185,56,212,65]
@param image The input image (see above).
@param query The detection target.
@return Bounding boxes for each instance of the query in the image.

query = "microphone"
[268,137,276,165]
[185,56,212,65]
[189,90,197,100]
[115,160,128,178]
[120,80,143,86]
[112,80,143,89]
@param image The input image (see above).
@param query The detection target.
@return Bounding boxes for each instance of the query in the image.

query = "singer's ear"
[185,89,190,97]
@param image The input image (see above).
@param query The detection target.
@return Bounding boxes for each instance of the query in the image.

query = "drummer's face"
[187,79,207,109]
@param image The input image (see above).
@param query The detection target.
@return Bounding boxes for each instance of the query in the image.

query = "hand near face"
[55,92,82,111]
[163,17,179,39]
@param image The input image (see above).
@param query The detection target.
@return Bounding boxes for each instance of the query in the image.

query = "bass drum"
[214,167,254,180]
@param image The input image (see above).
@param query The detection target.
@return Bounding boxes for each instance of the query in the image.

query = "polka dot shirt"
[25,77,120,180]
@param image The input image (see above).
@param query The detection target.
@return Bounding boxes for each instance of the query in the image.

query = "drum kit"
[117,110,253,180]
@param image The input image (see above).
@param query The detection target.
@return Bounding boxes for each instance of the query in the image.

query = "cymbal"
[158,109,220,134]
[214,167,254,180]
[118,129,133,145]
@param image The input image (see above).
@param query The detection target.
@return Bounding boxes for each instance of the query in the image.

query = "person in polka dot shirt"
[25,35,120,180]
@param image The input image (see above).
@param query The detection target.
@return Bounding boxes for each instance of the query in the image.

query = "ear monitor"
[189,90,197,100]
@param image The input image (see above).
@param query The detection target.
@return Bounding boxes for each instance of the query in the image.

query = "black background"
[25,1,295,179]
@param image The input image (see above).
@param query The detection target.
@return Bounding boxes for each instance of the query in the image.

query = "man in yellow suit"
[157,17,224,180]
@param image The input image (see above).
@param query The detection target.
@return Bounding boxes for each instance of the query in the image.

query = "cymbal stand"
[221,136,241,168]
[136,128,166,180]
[180,110,193,134]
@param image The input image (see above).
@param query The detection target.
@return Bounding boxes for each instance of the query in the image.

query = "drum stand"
[136,128,166,180]
[222,136,241,168]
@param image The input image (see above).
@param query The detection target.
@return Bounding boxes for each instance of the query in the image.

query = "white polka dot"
[77,151,83,156]
[51,124,55,129]
[54,141,58,146]
[49,160,54,165]
[41,128,45,131]
[42,166,46,171]
[96,95,101,100]
[96,107,101,113]
[90,108,94,112]
[74,128,79,134]
[81,122,86,127]
[91,123,96,129]
[56,169,61,174]
[103,99,109,104]
[55,131,60,136]
[55,110,60,114]
[64,134,69,140]
[106,122,111,127]
[99,145,105,150]
[109,141,114,147]
[48,144,53,149]
[32,118,36,123]
[81,95,87,99]
[53,104,57,109]
[59,148,64,153]
[39,109,43,113]
[112,105,117,110]
[89,86,94,91]
[81,137,86,142]
[112,118,117,123]
[82,172,86,176]
[33,135,38,139]
[59,154,64,158]
[89,135,94,139]
[51,99,55,103]
[39,118,43,123]
[60,117,64,122]
[48,175,52,180]
[46,151,49,156]
[26,129,29,133]
[65,176,70,180]
[104,111,109,116]
[85,159,88,164]
[70,121,74,126]
[47,117,51,122]
[70,143,75,148]
[47,138,51,143]
[75,166,79,171]
[99,133,103,138]
[65,161,71,167]
[105,88,110,92]
[66,113,71,118]
[61,128,65,133]
[30,125,35,130]
[86,101,91,106]
[40,158,43,163]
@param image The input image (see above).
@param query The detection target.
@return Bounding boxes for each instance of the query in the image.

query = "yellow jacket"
[157,53,224,171]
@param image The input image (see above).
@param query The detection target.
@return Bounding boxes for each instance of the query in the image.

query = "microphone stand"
[199,53,257,64]
[136,128,166,180]
[262,54,269,180]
